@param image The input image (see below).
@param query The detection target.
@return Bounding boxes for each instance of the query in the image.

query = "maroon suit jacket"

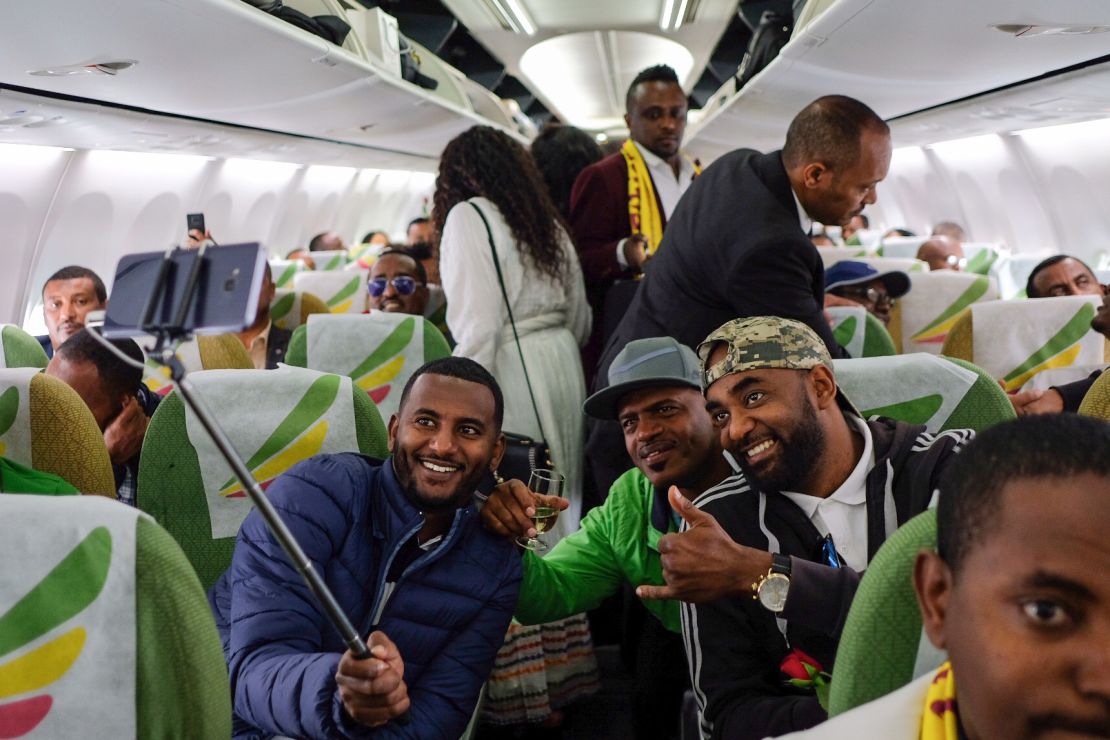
[568,151,666,381]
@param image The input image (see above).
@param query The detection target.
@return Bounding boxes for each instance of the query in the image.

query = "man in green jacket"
[480,336,731,739]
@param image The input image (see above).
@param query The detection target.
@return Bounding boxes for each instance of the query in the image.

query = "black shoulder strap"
[466,201,548,442]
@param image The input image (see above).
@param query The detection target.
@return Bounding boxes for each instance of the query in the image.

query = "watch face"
[758,573,790,613]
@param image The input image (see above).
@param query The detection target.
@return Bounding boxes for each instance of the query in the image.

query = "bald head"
[917,237,964,272]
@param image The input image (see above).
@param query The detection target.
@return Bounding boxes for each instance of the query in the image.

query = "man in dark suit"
[586,95,893,496]
[237,263,291,369]
[569,64,699,384]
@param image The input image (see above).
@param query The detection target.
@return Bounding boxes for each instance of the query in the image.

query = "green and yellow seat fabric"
[0,369,115,498]
[136,366,387,589]
[293,269,368,315]
[827,509,942,717]
[854,256,929,274]
[818,247,871,269]
[286,313,452,421]
[826,306,897,358]
[308,249,350,272]
[269,289,330,332]
[961,242,1001,275]
[941,295,1109,392]
[1079,369,1110,420]
[888,271,999,355]
[268,258,309,289]
[873,235,928,259]
[141,335,252,397]
[348,243,380,270]
[0,494,231,738]
[833,354,1015,433]
[0,325,49,369]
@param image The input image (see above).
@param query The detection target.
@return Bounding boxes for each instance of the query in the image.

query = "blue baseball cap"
[825,260,910,298]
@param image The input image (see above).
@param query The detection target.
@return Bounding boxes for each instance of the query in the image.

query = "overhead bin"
[687,0,1110,162]
[0,0,528,167]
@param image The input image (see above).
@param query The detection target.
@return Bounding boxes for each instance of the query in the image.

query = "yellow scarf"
[920,661,959,740]
[621,140,701,257]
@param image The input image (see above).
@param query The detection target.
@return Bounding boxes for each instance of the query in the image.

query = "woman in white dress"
[434,125,598,729]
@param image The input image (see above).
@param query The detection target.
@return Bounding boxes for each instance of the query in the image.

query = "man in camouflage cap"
[641,316,970,740]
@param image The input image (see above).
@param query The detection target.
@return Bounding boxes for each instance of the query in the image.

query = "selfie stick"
[140,245,372,662]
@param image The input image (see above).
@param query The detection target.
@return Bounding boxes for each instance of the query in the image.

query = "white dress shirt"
[792,187,815,237]
[615,142,697,267]
[781,416,874,571]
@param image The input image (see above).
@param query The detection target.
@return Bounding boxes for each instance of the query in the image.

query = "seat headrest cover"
[0,494,140,736]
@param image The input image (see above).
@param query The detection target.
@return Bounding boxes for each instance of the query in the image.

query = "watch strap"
[771,553,792,577]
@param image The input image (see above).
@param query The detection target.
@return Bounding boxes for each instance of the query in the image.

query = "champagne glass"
[516,469,564,552]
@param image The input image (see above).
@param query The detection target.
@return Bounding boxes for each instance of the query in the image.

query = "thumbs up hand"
[636,487,773,604]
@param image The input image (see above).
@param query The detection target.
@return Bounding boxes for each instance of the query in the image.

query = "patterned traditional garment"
[481,614,601,726]
[620,140,701,257]
[920,661,959,740]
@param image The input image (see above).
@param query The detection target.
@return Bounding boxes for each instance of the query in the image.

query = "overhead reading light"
[659,0,691,31]
[991,24,1110,37]
[29,60,138,77]
[486,0,536,36]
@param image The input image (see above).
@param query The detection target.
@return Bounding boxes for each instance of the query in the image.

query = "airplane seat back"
[828,509,944,717]
[833,354,1014,433]
[285,313,451,421]
[942,295,1108,392]
[269,258,310,289]
[961,242,1002,275]
[1078,368,1110,420]
[892,272,998,355]
[818,246,871,269]
[0,324,49,369]
[137,366,387,589]
[308,249,351,271]
[270,289,330,331]
[0,369,115,497]
[293,269,369,315]
[988,250,1057,299]
[141,335,253,397]
[853,256,929,275]
[826,306,896,358]
[0,494,231,738]
[874,235,928,259]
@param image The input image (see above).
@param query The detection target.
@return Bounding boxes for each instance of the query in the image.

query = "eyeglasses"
[944,255,968,269]
[838,287,896,308]
[368,276,418,297]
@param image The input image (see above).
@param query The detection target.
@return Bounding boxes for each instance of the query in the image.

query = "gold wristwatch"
[751,553,792,613]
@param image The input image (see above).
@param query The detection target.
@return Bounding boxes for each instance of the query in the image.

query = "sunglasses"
[839,286,896,307]
[368,276,418,297]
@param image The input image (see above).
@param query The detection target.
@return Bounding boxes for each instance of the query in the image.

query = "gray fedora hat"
[583,337,702,420]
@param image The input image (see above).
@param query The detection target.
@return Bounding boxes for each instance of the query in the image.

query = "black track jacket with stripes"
[681,417,970,740]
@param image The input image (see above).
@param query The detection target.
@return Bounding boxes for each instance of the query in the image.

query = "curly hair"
[530,124,603,218]
[433,126,567,282]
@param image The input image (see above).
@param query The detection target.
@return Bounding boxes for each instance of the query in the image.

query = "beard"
[391,442,486,513]
[742,400,826,493]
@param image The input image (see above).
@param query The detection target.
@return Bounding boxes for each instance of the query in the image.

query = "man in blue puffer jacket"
[210,357,522,739]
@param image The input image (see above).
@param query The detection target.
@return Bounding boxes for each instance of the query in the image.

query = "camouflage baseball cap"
[697,316,861,416]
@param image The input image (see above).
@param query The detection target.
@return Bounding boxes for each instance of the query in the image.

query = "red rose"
[780,648,823,681]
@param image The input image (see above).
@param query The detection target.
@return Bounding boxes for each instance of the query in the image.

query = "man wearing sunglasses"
[916,236,966,272]
[367,249,430,317]
[824,260,909,326]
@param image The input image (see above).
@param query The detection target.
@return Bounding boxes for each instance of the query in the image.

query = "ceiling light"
[659,0,690,31]
[488,0,535,36]
[991,23,1110,37]
[1014,116,1110,142]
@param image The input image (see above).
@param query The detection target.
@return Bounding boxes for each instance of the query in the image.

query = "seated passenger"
[823,260,909,326]
[367,248,430,316]
[1025,254,1106,298]
[811,233,835,248]
[361,230,390,249]
[236,263,291,369]
[308,231,346,253]
[286,248,317,270]
[931,220,967,244]
[481,337,731,740]
[916,236,965,271]
[210,357,521,739]
[668,317,968,739]
[883,227,915,238]
[406,217,433,247]
[778,414,1110,739]
[46,330,158,505]
[0,455,77,495]
[840,213,868,242]
[1010,287,1110,415]
[35,265,108,359]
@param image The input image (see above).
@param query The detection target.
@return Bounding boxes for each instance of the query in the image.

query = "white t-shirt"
[781,416,874,571]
